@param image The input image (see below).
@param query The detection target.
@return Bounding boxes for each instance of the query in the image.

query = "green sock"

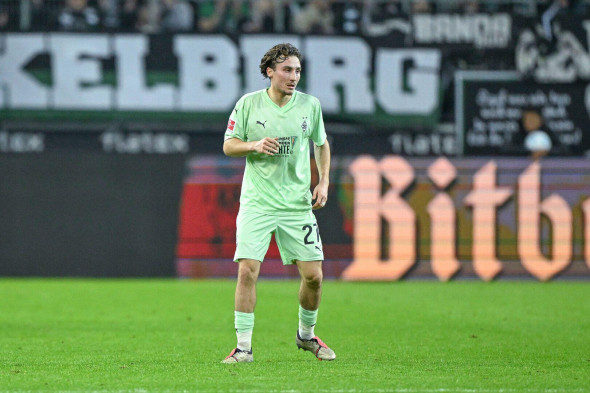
[235,311,254,351]
[298,305,318,340]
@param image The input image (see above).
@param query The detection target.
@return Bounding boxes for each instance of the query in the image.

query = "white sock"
[298,306,317,340]
[234,311,254,351]
[236,331,252,352]
[298,321,315,340]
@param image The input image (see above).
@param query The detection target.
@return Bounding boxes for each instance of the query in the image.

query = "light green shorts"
[234,209,324,265]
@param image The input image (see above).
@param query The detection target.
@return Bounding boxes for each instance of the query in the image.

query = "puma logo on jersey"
[256,120,267,128]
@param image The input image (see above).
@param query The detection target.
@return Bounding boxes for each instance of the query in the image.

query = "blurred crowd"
[0,0,588,34]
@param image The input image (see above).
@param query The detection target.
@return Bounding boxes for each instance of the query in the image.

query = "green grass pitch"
[0,278,589,393]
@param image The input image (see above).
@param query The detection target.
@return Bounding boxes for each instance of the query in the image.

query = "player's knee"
[237,262,259,284]
[303,271,323,289]
[237,270,257,285]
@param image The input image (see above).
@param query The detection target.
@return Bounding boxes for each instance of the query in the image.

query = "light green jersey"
[224,89,327,213]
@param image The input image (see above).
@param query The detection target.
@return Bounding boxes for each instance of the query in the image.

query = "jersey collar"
[263,89,297,112]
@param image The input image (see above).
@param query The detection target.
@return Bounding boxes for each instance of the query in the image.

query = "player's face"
[268,56,301,97]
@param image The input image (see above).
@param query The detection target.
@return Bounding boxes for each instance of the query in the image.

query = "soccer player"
[221,43,335,363]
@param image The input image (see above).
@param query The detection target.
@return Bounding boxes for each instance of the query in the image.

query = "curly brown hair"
[259,43,302,79]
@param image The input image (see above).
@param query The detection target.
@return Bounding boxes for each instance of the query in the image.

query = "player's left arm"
[312,139,331,210]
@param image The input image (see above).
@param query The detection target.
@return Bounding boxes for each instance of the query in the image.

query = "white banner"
[0,33,441,117]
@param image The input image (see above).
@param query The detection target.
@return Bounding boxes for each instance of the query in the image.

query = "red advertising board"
[177,155,590,281]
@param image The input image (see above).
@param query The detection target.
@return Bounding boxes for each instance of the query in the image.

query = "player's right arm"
[223,137,280,157]
[223,95,280,157]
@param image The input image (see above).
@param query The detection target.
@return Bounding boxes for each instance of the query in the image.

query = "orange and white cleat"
[296,332,336,361]
[221,347,253,364]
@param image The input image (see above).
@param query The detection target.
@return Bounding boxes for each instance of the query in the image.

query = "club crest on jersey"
[301,117,308,134]
[275,136,298,157]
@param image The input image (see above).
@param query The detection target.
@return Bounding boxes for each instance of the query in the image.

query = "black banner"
[0,123,459,156]
[0,153,185,277]
[515,15,590,83]
[459,73,589,156]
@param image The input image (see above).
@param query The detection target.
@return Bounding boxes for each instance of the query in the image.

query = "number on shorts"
[302,224,320,245]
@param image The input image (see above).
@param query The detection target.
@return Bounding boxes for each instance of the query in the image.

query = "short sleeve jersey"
[224,89,327,213]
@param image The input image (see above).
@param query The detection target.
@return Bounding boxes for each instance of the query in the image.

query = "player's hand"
[312,180,329,210]
[253,137,280,156]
